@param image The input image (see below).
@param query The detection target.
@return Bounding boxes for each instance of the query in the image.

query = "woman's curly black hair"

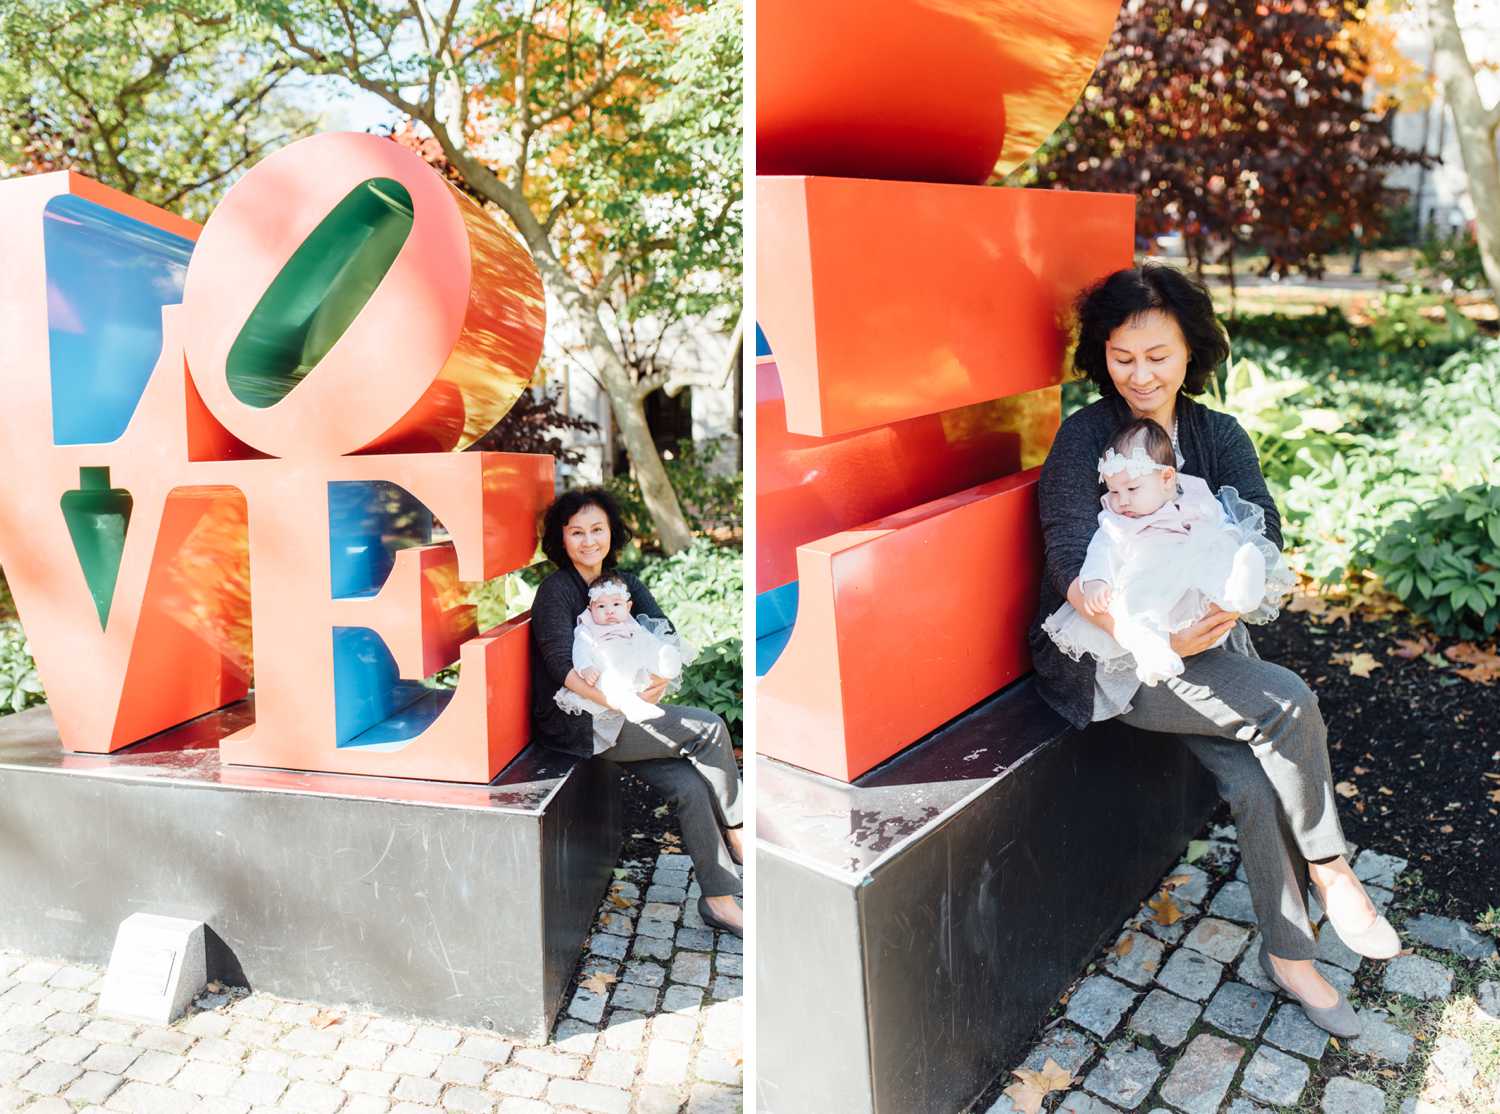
[1072,262,1230,398]
[540,486,633,571]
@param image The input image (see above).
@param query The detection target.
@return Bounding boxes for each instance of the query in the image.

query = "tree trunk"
[1429,0,1500,299]
[552,274,695,554]
[414,114,698,553]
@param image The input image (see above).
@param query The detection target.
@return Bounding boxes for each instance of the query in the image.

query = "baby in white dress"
[1043,418,1292,686]
[555,572,691,727]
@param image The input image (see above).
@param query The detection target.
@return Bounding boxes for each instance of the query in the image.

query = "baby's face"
[1105,467,1175,518]
[589,591,632,625]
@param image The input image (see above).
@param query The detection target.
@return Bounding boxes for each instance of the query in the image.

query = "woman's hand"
[639,674,669,705]
[1170,606,1240,658]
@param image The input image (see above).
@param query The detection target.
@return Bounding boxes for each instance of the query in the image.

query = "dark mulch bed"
[1253,607,1500,921]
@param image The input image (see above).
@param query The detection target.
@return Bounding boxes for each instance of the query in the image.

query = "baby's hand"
[581,667,601,686]
[1081,580,1112,615]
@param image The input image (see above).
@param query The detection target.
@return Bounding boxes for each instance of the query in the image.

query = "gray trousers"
[1117,646,1351,959]
[603,704,743,899]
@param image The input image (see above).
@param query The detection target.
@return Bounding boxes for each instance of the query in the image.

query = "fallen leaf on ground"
[1332,651,1381,677]
[608,893,633,909]
[1112,936,1135,959]
[310,1009,343,1029]
[1001,1081,1046,1114]
[1423,652,1449,668]
[1336,781,1360,798]
[1184,840,1211,864]
[1390,637,1434,659]
[1018,1059,1074,1093]
[1353,765,1368,775]
[1378,786,1394,796]
[653,805,669,819]
[1147,891,1184,926]
[579,972,617,995]
[1162,873,1193,890]
[1488,789,1500,803]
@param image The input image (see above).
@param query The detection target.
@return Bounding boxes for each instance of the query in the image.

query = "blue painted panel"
[755,581,799,676]
[755,322,772,357]
[327,481,441,748]
[43,195,194,445]
[331,627,431,747]
[327,481,433,599]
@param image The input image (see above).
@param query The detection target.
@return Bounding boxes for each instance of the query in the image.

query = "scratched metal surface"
[0,701,573,813]
[755,678,1068,877]
[0,711,619,1037]
[756,679,1220,1113]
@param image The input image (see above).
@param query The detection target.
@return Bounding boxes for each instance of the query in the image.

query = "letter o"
[182,132,544,458]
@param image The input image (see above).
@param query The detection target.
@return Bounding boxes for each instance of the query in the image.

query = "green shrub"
[1372,485,1500,639]
[623,541,743,742]
[1420,230,1486,292]
[674,636,743,743]
[0,622,43,713]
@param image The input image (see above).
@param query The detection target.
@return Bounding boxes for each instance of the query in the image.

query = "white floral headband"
[1098,445,1171,481]
[588,581,630,600]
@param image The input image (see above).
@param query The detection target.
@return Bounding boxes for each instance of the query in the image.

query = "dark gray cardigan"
[529,566,671,757]
[1027,392,1283,729]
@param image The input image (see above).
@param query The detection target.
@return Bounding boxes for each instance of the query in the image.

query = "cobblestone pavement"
[0,852,741,1114]
[975,825,1500,1114]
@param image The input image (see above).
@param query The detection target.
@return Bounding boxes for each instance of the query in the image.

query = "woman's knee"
[1254,665,1324,744]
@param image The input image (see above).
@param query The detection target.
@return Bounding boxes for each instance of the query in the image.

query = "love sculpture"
[0,132,552,784]
[755,0,1134,782]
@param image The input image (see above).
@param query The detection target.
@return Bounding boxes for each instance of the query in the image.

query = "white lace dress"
[555,613,694,752]
[1041,472,1294,702]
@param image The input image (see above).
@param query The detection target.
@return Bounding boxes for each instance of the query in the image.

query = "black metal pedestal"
[0,702,620,1042]
[755,676,1218,1114]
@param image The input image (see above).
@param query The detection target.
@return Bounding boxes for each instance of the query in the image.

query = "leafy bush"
[624,541,743,743]
[609,437,742,548]
[673,636,743,743]
[1217,331,1500,586]
[0,622,43,713]
[1420,230,1486,293]
[1372,485,1500,639]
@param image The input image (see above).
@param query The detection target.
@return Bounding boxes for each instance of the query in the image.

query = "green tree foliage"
[0,1,743,552]
[1024,0,1428,281]
[0,0,316,218]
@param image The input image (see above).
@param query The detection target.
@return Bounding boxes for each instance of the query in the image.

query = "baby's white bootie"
[1223,545,1267,613]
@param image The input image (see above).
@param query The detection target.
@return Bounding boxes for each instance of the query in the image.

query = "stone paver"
[1313,924,1364,972]
[1322,1076,1386,1114]
[1207,881,1257,924]
[1201,982,1273,1039]
[968,838,1490,1114]
[1403,913,1497,961]
[1262,1003,1329,1060]
[0,829,741,1114]
[1477,980,1500,1023]
[1154,950,1223,1002]
[1238,1045,1310,1107]
[1127,991,1200,1049]
[1082,1042,1161,1110]
[1103,932,1165,988]
[1157,1033,1243,1114]
[1020,1027,1097,1075]
[1350,1008,1415,1066]
[1382,954,1454,1000]
[1351,849,1406,889]
[1065,977,1139,1039]
[1181,918,1249,964]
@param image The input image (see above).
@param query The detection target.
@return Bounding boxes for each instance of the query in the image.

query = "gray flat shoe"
[1318,898,1401,960]
[1259,945,1362,1037]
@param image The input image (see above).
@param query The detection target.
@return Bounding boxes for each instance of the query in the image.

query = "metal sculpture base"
[0,701,620,1042]
[756,676,1218,1114]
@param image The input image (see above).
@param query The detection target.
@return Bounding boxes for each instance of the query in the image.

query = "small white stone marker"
[97,913,207,1024]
